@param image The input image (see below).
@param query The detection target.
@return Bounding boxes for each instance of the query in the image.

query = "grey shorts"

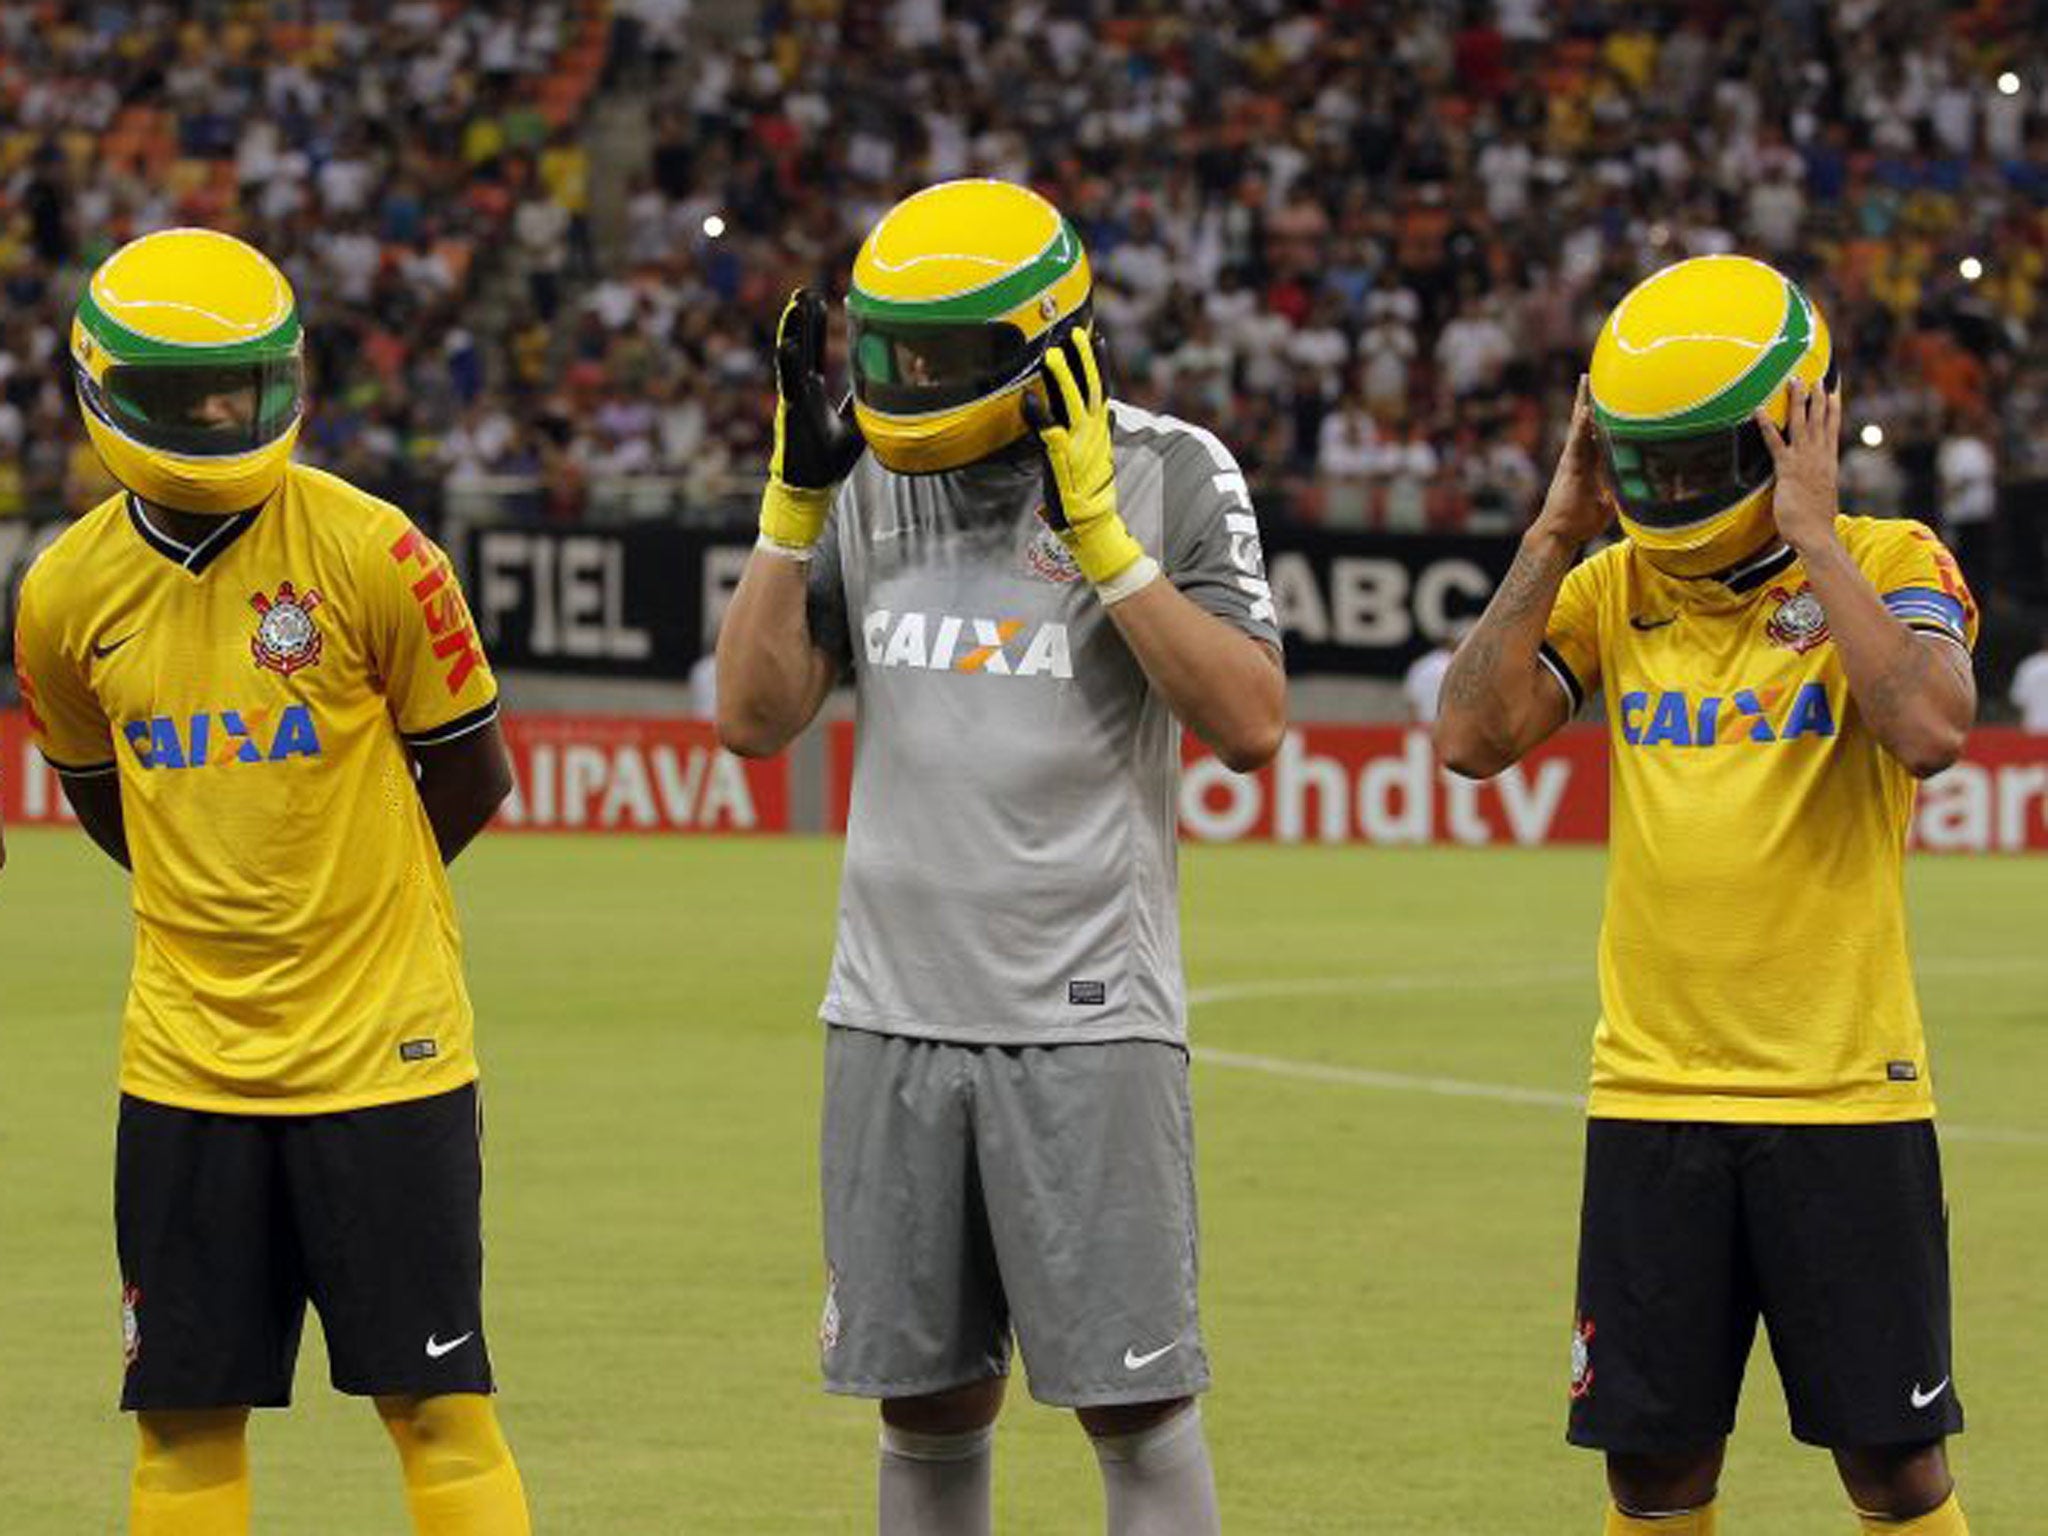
[819,1026,1209,1408]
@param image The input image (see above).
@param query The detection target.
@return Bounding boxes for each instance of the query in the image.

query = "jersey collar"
[1712,541,1798,595]
[126,494,262,576]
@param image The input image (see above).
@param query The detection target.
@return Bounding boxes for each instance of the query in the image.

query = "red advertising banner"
[7,711,2046,850]
[826,720,1609,846]
[494,714,786,833]
[829,718,2048,850]
[0,712,785,835]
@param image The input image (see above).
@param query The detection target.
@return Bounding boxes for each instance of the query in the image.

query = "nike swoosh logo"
[1123,1341,1179,1371]
[91,632,141,659]
[425,1331,475,1360]
[1629,615,1676,631]
[1910,1377,1950,1409]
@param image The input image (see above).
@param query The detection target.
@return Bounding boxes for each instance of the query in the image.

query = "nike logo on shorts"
[425,1331,475,1360]
[1910,1377,1950,1409]
[1123,1340,1179,1371]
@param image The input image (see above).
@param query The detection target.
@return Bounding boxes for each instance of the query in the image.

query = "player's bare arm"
[58,769,130,869]
[1759,379,1975,778]
[408,715,514,864]
[1435,376,1609,778]
[1103,583,1284,771]
[717,288,861,758]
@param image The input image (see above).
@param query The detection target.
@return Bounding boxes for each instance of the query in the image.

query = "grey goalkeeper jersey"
[806,402,1281,1047]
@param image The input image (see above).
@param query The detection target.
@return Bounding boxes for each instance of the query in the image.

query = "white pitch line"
[1189,982,2048,1147]
[1192,1047,1586,1110]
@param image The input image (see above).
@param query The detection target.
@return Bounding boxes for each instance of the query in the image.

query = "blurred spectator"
[1403,637,1457,723]
[0,0,2043,615]
[1937,409,1998,582]
[2011,632,2048,731]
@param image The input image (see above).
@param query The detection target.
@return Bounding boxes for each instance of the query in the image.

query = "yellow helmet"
[847,179,1093,475]
[1590,254,1833,579]
[71,227,304,514]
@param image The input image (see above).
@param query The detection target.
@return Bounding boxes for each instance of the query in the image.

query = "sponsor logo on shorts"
[1887,1060,1919,1082]
[1123,1340,1178,1371]
[425,1331,474,1360]
[1068,980,1107,1006]
[121,1282,141,1367]
[820,1266,842,1355]
[1569,1315,1595,1401]
[1910,1377,1950,1409]
[399,1038,439,1063]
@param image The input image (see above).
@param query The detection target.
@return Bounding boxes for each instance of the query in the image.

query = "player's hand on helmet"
[760,288,865,554]
[1757,377,1841,555]
[1532,375,1614,546]
[1022,329,1150,596]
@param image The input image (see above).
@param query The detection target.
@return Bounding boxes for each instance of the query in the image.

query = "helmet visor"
[82,357,302,458]
[849,315,1038,415]
[850,300,1093,416]
[1598,419,1775,531]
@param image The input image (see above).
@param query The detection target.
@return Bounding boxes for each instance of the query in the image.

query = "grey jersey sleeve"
[803,508,855,676]
[1156,425,1282,651]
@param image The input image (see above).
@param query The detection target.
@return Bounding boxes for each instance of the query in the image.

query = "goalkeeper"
[717,178,1285,1536]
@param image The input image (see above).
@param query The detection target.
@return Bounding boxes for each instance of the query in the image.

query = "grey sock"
[878,1422,994,1536]
[1091,1404,1221,1536]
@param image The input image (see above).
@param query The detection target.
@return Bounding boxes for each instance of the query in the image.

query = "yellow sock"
[1607,1500,1717,1534]
[379,1393,531,1536]
[131,1409,251,1536]
[1860,1492,1970,1534]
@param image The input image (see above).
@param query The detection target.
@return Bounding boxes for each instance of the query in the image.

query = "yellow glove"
[1023,329,1151,597]
[760,288,864,555]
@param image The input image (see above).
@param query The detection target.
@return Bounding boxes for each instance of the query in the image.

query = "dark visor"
[81,358,301,457]
[1598,419,1776,530]
[851,301,1091,415]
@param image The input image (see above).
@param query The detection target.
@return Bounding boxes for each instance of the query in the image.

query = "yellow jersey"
[12,465,499,1114]
[1542,516,1977,1124]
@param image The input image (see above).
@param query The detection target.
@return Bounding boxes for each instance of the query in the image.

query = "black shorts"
[116,1084,495,1411]
[1567,1119,1961,1453]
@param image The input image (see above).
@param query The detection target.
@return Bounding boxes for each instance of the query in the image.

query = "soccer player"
[11,228,530,1536]
[717,179,1286,1536]
[1435,254,1977,1536]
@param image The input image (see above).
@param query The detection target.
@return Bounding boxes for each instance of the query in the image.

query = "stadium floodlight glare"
[1959,255,1983,281]
[703,214,727,239]
[1997,71,2020,95]
[1860,423,1884,448]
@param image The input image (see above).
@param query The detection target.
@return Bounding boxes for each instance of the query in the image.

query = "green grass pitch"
[1,828,2042,1533]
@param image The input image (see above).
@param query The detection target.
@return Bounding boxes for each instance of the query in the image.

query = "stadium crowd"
[0,0,2044,603]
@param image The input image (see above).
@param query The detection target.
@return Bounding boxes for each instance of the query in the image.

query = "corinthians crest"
[251,582,325,676]
[1764,583,1830,653]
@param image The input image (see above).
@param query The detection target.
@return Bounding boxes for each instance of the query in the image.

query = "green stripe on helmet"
[1594,278,1814,441]
[847,218,1083,324]
[77,286,302,364]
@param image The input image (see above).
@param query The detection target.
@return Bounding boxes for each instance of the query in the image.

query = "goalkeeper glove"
[1023,329,1155,602]
[759,287,864,556]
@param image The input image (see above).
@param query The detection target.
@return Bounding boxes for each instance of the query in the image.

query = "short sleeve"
[1540,553,1606,713]
[365,520,501,744]
[1866,520,1978,651]
[1156,427,1283,651]
[804,512,854,676]
[12,569,117,774]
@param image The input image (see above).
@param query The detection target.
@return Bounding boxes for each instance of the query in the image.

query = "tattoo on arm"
[1442,541,1571,713]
